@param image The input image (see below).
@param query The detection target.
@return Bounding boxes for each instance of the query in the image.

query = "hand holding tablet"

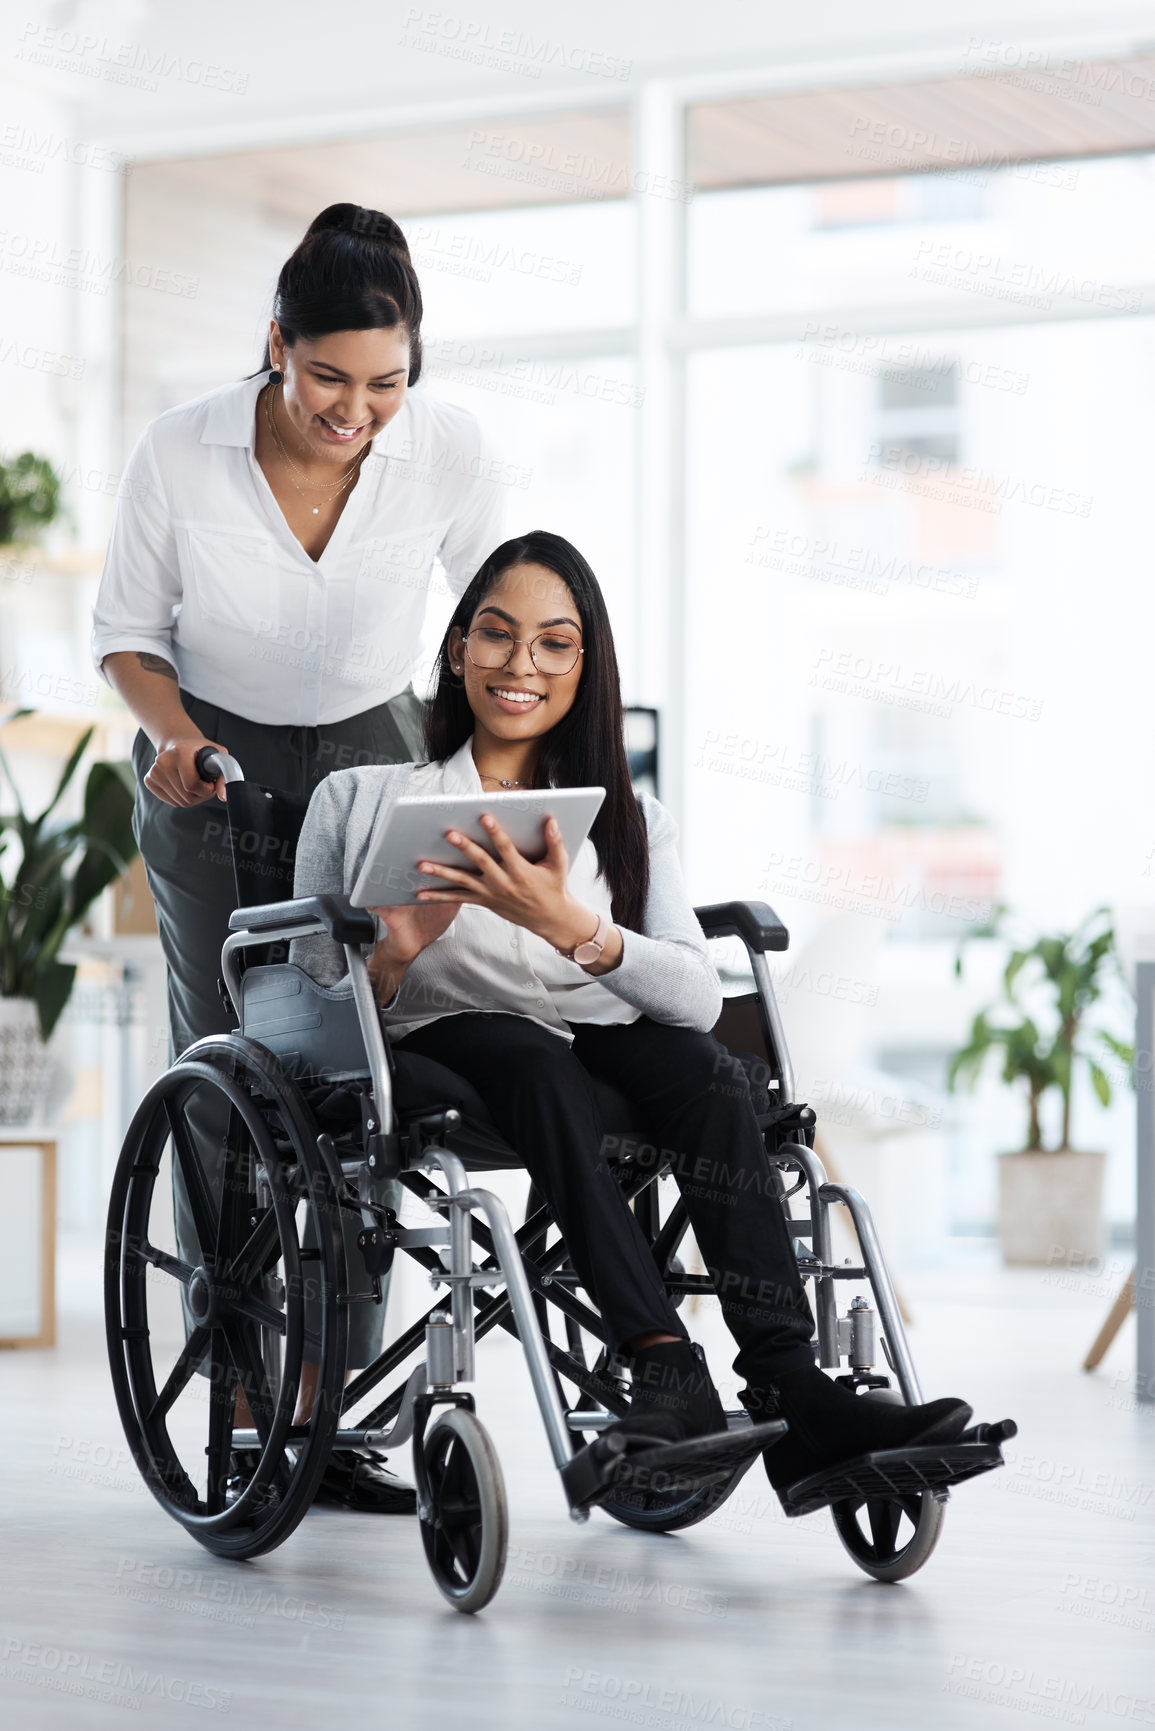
[351,786,606,909]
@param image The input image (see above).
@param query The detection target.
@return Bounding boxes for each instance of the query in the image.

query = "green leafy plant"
[0,710,139,1039]
[948,906,1133,1152]
[0,452,61,545]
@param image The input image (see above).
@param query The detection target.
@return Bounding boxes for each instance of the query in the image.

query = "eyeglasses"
[462,626,584,677]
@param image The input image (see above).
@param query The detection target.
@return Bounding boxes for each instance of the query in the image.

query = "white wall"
[0,79,85,472]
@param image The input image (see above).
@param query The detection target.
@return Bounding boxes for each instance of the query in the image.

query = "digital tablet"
[350,786,606,908]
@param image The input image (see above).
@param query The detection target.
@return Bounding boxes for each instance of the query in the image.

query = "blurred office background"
[2,0,1153,1273]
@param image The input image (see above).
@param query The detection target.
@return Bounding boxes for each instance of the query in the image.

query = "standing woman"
[92,203,509,1510]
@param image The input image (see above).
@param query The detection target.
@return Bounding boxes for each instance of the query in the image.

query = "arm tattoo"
[136,652,178,682]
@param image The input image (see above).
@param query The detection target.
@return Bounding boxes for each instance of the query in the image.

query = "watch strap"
[560,909,610,964]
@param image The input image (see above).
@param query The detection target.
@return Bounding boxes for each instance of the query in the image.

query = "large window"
[400,202,635,339]
[682,164,1155,1231]
[408,349,639,693]
[683,180,1155,947]
[687,154,1155,321]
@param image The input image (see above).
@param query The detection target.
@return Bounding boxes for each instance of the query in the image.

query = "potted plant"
[0,710,138,1124]
[0,451,61,547]
[948,907,1132,1266]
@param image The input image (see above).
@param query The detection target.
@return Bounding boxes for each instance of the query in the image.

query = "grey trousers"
[133,685,423,1367]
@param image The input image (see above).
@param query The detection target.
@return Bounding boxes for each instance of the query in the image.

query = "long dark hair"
[256,203,423,383]
[424,531,650,933]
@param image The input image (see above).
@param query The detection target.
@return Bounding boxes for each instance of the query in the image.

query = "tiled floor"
[1,1235,1151,1730]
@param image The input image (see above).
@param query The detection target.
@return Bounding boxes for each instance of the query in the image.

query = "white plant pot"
[997,1148,1107,1268]
[0,997,52,1126]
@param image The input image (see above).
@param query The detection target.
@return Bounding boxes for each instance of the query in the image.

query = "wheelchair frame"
[105,752,1013,1612]
[218,892,923,1405]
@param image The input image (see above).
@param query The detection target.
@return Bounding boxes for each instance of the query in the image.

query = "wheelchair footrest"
[563,1420,787,1511]
[778,1427,1014,1518]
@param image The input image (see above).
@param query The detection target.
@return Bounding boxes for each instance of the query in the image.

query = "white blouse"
[291,735,725,1046]
[91,373,511,726]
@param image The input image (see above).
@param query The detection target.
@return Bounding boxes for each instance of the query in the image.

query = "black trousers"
[393,1011,816,1383]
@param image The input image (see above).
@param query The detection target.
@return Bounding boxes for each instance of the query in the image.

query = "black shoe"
[225,1448,279,1510]
[312,1448,417,1514]
[562,1341,746,1510]
[742,1366,972,1494]
[613,1340,728,1447]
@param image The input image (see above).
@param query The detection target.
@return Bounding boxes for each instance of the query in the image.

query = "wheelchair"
[105,748,1014,1612]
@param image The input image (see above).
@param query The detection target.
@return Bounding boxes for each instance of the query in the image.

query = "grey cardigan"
[289,763,723,1035]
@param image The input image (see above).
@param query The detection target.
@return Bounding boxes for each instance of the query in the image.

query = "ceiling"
[134,110,634,218]
[690,54,1155,185]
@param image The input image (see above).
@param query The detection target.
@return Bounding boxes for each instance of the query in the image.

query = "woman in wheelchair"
[291,529,976,1503]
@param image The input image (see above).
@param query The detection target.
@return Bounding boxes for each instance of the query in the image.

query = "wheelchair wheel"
[598,1468,752,1533]
[565,1345,755,1533]
[595,1443,756,1533]
[575,1393,755,1532]
[419,1408,508,1613]
[831,1490,946,1582]
[105,1036,348,1560]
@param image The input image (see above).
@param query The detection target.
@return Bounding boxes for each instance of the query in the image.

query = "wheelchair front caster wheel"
[832,1489,945,1582]
[419,1409,508,1613]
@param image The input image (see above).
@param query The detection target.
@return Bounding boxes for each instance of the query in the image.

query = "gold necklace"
[264,384,365,515]
[265,386,359,488]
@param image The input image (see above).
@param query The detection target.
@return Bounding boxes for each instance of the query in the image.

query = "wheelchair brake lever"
[958,1418,1018,1446]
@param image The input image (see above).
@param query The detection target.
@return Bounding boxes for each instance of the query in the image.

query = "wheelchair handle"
[194,745,245,785]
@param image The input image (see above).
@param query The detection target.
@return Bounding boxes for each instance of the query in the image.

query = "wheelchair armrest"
[227,893,377,946]
[695,899,789,954]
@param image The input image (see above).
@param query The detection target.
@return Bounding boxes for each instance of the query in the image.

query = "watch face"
[573,940,601,963]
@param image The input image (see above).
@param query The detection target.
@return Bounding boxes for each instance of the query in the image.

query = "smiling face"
[447,561,585,753]
[268,322,410,465]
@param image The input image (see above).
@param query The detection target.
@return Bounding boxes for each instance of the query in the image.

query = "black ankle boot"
[742,1365,972,1492]
[617,1341,727,1445]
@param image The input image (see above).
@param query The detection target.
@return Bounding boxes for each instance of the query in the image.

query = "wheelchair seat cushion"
[239,963,774,1169]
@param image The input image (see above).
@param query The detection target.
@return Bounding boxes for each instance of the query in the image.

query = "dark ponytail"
[257,203,423,384]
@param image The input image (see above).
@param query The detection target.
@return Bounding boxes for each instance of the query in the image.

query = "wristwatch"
[556,909,612,965]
